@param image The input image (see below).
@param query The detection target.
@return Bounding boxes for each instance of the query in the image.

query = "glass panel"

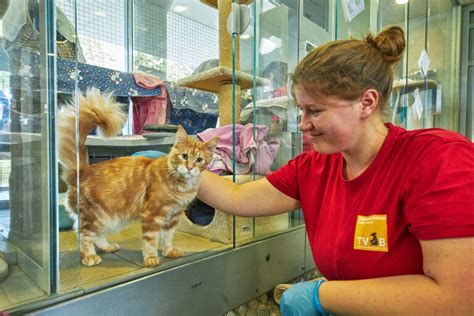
[336,0,374,40]
[379,0,409,126]
[426,0,459,131]
[153,2,230,249]
[0,0,466,312]
[299,0,335,59]
[57,0,126,71]
[54,0,233,293]
[0,0,53,310]
[380,0,460,132]
[405,0,429,130]
[229,0,304,246]
[298,0,336,157]
[55,0,82,295]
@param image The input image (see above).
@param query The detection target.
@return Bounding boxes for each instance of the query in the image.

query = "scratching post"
[219,83,240,125]
[218,0,240,125]
[175,2,284,243]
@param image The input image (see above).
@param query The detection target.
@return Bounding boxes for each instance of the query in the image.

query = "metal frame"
[459,4,473,139]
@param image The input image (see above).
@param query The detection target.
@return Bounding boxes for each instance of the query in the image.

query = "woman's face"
[295,86,363,154]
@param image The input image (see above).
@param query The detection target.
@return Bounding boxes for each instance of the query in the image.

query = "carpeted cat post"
[176,1,287,244]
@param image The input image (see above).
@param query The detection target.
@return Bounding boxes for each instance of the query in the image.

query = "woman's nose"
[299,113,312,131]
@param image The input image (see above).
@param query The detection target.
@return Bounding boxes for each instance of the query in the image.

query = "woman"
[198,26,473,315]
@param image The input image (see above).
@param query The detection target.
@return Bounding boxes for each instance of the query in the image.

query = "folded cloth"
[133,72,163,89]
[132,82,169,134]
[132,96,168,134]
[197,123,280,175]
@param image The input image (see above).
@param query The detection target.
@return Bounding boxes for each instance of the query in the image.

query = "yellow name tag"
[353,215,389,252]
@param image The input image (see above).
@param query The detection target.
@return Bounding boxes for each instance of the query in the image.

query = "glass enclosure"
[0,0,466,312]
[378,0,461,131]
[0,0,55,308]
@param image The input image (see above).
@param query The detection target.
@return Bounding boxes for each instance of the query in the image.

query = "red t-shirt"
[267,124,474,280]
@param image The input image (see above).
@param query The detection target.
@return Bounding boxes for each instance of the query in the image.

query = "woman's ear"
[360,89,379,118]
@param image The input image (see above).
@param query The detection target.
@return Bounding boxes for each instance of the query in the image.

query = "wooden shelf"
[199,0,254,9]
[176,66,269,93]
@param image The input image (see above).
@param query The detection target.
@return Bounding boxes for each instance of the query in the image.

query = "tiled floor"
[226,293,281,316]
[226,269,321,316]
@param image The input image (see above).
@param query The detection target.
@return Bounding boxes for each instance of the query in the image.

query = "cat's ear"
[205,136,219,151]
[175,125,188,143]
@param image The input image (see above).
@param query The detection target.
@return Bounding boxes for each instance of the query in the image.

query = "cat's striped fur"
[58,88,218,267]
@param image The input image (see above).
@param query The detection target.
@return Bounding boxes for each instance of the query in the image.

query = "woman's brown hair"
[291,26,405,111]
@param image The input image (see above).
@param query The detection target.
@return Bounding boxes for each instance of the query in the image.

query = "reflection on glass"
[0,0,464,311]
[379,0,459,132]
[235,0,305,245]
[403,0,429,130]
[336,0,372,39]
[426,0,459,131]
[55,0,232,295]
[0,0,52,310]
[379,0,408,126]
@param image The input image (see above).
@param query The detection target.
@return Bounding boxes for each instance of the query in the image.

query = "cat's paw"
[163,248,183,258]
[97,243,120,253]
[82,254,102,266]
[144,256,161,267]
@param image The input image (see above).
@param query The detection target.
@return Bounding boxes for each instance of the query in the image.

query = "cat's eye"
[181,154,188,160]
[195,157,203,163]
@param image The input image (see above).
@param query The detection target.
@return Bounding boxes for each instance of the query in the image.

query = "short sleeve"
[403,140,474,240]
[266,155,302,201]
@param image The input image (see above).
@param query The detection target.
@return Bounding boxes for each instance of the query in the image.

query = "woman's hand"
[197,170,300,217]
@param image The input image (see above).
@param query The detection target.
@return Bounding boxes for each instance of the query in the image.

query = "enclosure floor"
[0,221,229,311]
[0,264,47,311]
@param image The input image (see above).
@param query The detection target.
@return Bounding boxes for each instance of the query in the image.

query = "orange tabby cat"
[58,88,218,267]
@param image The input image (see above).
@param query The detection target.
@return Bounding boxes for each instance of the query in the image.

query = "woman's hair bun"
[366,26,405,63]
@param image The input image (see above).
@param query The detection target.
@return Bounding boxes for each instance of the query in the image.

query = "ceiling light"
[94,11,107,17]
[173,5,188,13]
[396,0,408,4]
[259,38,277,55]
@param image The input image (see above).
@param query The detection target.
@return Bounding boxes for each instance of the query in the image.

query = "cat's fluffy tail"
[58,88,127,173]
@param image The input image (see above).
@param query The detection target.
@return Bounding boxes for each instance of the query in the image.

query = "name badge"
[353,214,389,252]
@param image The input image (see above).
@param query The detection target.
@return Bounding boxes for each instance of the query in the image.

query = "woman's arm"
[320,237,474,315]
[197,170,301,217]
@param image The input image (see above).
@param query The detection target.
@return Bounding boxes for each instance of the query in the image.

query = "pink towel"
[132,86,169,134]
[197,124,280,175]
[133,73,163,89]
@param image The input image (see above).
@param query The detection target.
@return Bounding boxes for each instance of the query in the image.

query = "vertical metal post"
[39,0,58,293]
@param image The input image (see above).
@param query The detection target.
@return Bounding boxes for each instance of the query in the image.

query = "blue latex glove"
[280,281,321,316]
